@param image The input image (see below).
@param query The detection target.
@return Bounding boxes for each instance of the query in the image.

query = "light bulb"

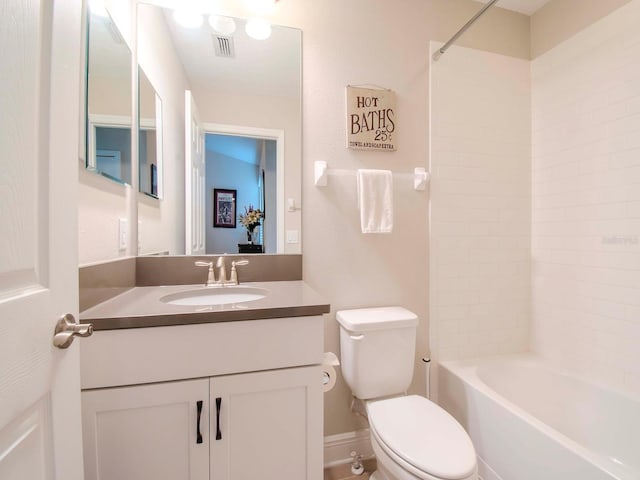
[89,0,109,18]
[246,0,277,15]
[173,9,204,29]
[209,15,236,35]
[245,18,271,40]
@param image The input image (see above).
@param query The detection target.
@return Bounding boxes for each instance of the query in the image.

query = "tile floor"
[324,458,376,480]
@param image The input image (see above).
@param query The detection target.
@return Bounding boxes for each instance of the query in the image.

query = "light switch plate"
[118,218,128,250]
[286,230,299,244]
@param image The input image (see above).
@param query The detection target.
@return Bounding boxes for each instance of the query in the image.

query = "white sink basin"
[160,286,269,306]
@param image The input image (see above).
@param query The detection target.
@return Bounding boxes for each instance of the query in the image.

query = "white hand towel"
[356,169,393,234]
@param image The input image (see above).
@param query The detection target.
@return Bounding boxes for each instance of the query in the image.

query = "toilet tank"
[337,307,418,400]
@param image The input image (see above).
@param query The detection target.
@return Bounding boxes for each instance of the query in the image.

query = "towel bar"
[313,161,429,191]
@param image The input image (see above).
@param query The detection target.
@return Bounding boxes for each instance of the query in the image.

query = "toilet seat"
[366,396,476,480]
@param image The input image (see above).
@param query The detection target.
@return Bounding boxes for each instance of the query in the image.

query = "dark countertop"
[80,281,330,330]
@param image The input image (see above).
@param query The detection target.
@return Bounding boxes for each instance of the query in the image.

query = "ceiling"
[206,134,264,165]
[145,1,545,104]
[161,8,301,99]
[478,0,554,15]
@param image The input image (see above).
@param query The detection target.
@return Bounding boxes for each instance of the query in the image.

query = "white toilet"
[337,306,477,480]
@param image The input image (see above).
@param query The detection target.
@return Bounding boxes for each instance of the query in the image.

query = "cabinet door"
[82,378,209,480]
[210,366,322,480]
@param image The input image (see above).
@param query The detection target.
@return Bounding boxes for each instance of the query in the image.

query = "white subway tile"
[431,45,531,360]
[531,6,640,397]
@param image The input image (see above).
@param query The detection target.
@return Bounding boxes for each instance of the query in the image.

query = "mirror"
[86,7,133,185]
[136,3,301,255]
[138,66,162,198]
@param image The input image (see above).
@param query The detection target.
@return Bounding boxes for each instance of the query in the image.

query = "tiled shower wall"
[531,0,640,395]
[429,44,531,363]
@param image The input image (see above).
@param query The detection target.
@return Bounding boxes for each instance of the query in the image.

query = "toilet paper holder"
[322,352,340,392]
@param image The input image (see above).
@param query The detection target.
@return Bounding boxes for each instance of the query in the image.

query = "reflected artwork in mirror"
[138,66,162,198]
[86,6,132,185]
[136,3,301,256]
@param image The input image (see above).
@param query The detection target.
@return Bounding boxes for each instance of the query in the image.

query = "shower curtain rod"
[432,0,500,61]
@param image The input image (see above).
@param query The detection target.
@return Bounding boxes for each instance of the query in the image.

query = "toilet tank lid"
[336,306,418,332]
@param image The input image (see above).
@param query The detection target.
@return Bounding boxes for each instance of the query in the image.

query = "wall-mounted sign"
[346,85,396,151]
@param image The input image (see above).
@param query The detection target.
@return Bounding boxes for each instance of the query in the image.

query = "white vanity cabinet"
[80,316,324,480]
[210,367,321,479]
[82,378,210,480]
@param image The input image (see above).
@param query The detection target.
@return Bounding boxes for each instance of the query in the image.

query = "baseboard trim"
[324,429,374,468]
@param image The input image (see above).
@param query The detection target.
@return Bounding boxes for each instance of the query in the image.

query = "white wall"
[429,45,531,368]
[531,0,640,396]
[78,169,131,264]
[88,75,130,117]
[530,0,634,58]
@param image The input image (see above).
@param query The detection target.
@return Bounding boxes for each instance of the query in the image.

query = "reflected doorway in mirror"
[202,124,283,255]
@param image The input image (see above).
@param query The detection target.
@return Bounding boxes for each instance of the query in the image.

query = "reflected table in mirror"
[238,244,263,254]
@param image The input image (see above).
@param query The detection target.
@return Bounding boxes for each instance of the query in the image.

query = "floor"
[324,458,377,480]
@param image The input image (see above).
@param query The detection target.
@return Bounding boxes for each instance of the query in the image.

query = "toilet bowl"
[366,396,477,480]
[336,307,477,480]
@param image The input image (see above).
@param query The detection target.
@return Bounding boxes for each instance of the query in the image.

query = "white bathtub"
[438,354,640,480]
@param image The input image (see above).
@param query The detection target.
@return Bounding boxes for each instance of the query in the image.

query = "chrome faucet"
[195,257,249,286]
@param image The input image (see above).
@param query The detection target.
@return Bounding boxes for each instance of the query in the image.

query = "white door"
[0,1,85,479]
[185,90,205,255]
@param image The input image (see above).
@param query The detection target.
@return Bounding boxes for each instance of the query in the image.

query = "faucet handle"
[229,259,249,285]
[195,261,216,286]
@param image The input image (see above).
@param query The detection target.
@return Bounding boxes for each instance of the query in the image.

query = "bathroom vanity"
[79,278,328,480]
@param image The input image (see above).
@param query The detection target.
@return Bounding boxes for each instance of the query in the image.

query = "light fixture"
[88,0,109,18]
[245,18,271,40]
[209,15,236,35]
[246,0,279,15]
[173,9,204,29]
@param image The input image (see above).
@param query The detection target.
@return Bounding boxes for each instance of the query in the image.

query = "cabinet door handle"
[196,400,203,444]
[215,397,222,440]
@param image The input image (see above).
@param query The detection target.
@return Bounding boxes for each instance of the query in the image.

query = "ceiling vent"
[213,35,235,58]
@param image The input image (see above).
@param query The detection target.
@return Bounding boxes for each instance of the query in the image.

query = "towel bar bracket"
[314,161,328,187]
[414,167,429,191]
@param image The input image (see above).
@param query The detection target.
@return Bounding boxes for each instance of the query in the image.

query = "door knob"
[53,313,93,349]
